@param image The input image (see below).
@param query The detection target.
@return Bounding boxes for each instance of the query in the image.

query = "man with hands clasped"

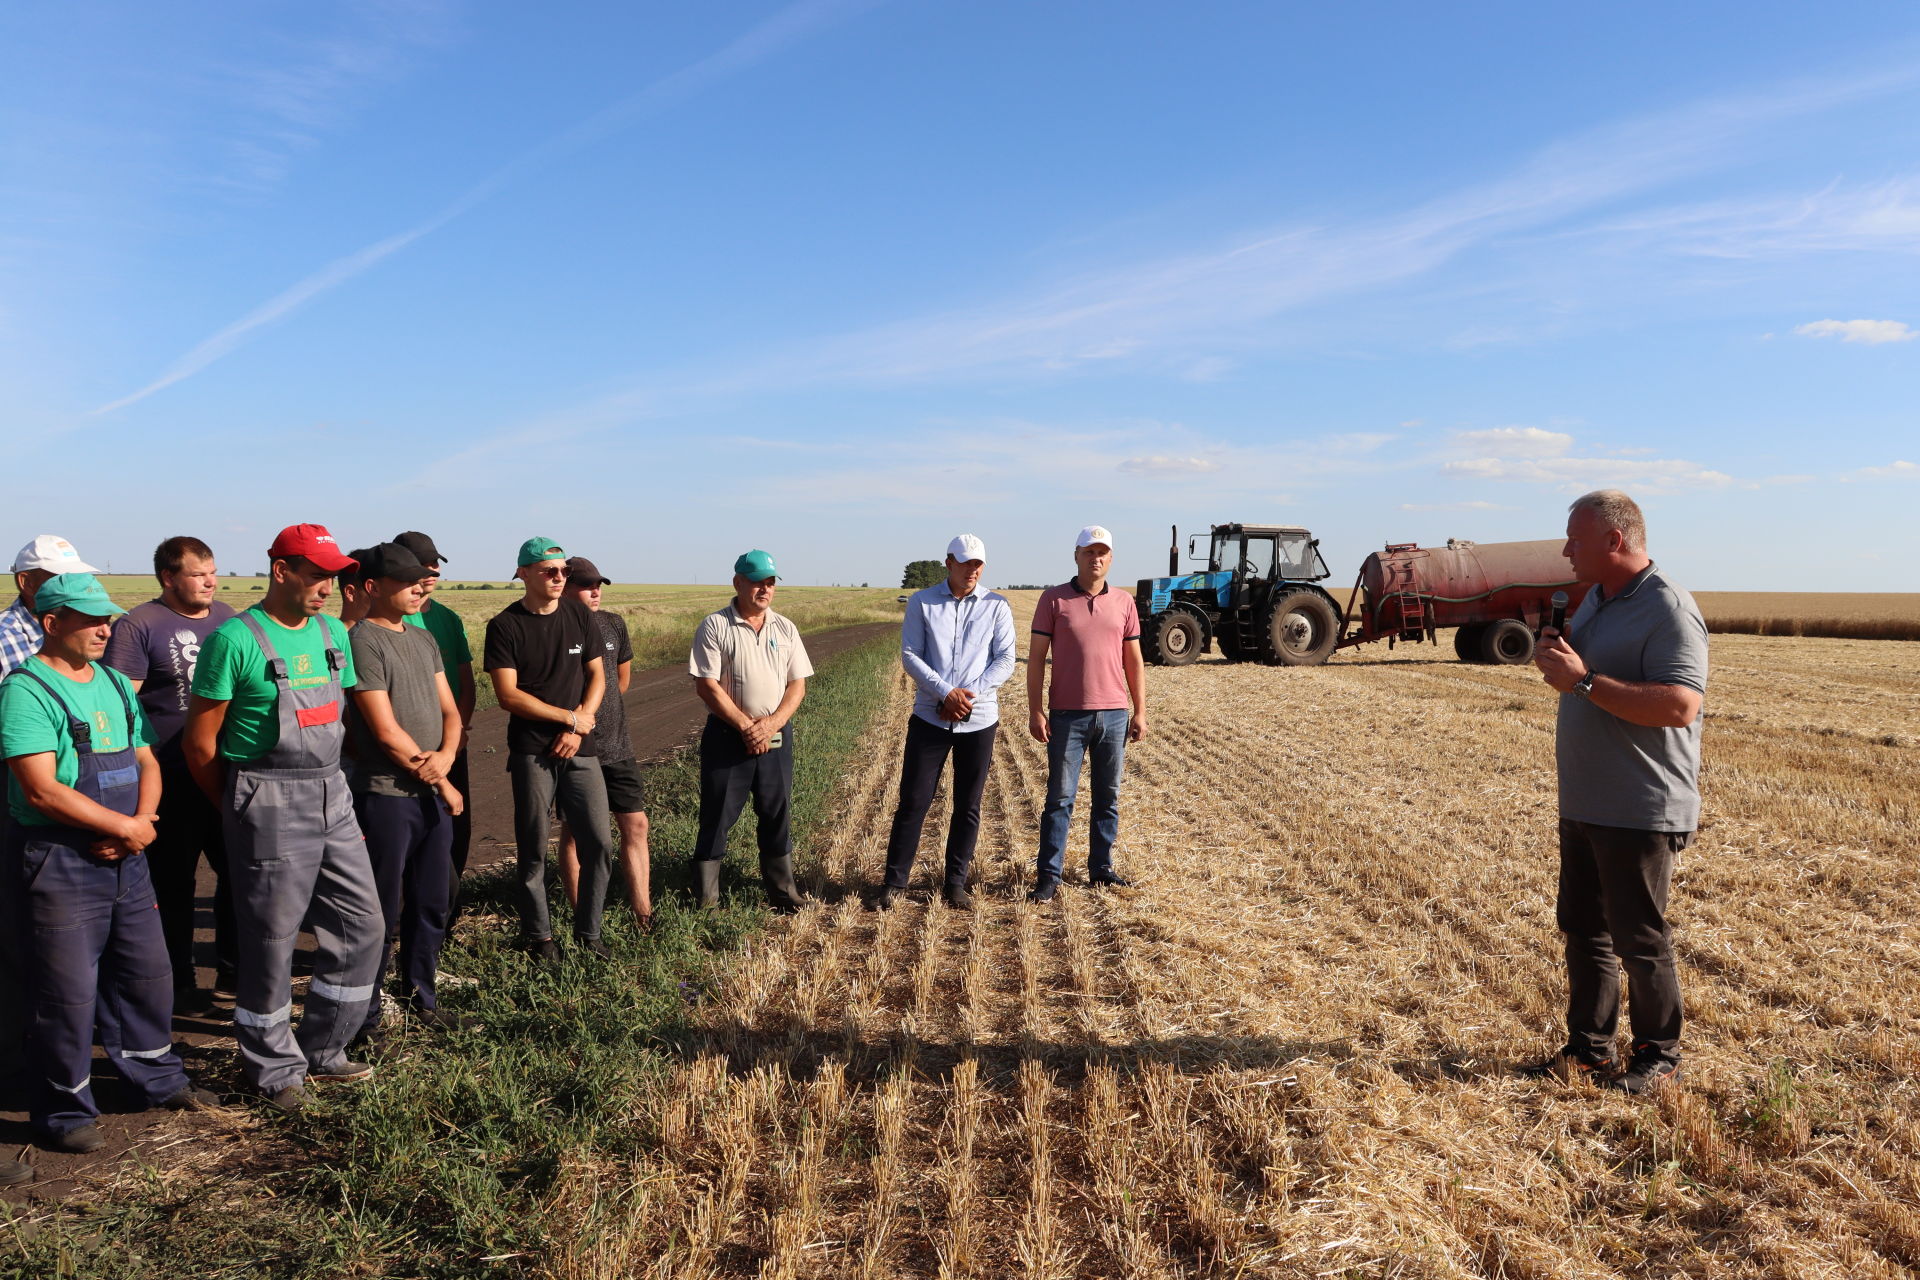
[2,573,217,1153]
[1527,489,1708,1096]
[688,550,812,914]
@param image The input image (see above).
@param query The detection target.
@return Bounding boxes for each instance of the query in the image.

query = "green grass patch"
[0,634,900,1280]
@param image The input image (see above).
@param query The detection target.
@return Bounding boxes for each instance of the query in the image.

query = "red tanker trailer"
[1336,538,1590,664]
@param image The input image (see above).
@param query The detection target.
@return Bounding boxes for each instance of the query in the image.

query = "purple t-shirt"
[104,598,238,754]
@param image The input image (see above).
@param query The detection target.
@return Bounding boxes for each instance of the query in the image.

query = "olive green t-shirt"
[191,607,357,761]
[406,598,472,671]
[0,657,153,826]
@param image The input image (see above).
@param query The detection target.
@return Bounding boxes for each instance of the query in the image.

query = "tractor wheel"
[1480,618,1535,665]
[1452,623,1485,663]
[1266,591,1339,666]
[1146,611,1203,667]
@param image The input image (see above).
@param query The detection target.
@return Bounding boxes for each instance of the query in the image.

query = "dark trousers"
[147,758,236,990]
[883,717,995,891]
[354,791,454,1036]
[0,813,26,1093]
[1556,819,1689,1065]
[8,827,189,1136]
[508,753,612,943]
[444,750,472,931]
[692,716,793,864]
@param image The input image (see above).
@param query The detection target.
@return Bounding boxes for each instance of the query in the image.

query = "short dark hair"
[154,536,215,584]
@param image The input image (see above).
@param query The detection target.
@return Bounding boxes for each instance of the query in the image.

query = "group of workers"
[0,488,1705,1190]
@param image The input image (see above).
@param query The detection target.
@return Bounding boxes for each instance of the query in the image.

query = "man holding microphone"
[876,535,1015,910]
[1528,489,1708,1095]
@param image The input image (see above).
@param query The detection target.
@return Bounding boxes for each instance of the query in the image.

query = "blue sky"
[3,1,1914,590]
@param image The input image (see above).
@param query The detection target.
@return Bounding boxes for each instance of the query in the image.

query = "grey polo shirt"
[689,604,814,718]
[1555,563,1709,832]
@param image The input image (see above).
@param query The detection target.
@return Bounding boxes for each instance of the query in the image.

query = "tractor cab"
[1140,522,1341,667]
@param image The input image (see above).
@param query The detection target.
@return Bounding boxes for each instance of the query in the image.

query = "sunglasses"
[530,566,568,580]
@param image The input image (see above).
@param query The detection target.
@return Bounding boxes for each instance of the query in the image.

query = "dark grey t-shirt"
[589,611,635,763]
[346,621,446,798]
[1555,563,1709,831]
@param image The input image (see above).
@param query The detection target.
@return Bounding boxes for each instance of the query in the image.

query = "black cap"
[340,548,376,589]
[565,555,611,587]
[392,530,445,566]
[359,541,434,584]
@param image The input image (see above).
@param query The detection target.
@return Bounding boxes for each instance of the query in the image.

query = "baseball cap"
[268,524,357,573]
[517,536,566,568]
[565,556,611,587]
[1076,525,1115,550]
[34,573,125,619]
[946,534,987,563]
[11,535,98,576]
[734,549,778,582]
[358,542,434,584]
[391,530,445,566]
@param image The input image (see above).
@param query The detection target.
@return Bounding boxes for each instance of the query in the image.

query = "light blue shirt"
[901,581,1017,732]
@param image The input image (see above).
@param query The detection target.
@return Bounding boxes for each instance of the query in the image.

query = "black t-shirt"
[483,597,599,757]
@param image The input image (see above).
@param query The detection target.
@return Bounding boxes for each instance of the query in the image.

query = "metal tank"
[1338,538,1590,664]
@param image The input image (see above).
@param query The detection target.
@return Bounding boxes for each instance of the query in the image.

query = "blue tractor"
[1137,523,1342,666]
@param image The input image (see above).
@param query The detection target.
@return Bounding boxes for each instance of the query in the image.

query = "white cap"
[946,533,986,563]
[11,534,98,575]
[1076,525,1115,550]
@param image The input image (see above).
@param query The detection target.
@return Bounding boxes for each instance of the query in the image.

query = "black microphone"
[1548,590,1568,636]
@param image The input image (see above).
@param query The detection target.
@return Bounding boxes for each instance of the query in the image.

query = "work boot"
[696,860,722,911]
[943,883,975,911]
[760,856,806,915]
[160,1085,222,1112]
[0,1159,31,1188]
[874,886,901,911]
[47,1124,106,1155]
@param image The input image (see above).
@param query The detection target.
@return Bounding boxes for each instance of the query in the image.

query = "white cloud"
[1450,426,1574,457]
[1443,454,1736,493]
[1794,318,1917,345]
[1398,500,1515,511]
[1850,459,1919,479]
[1117,455,1221,476]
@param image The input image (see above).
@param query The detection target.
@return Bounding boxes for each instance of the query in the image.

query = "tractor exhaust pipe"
[1169,525,1179,577]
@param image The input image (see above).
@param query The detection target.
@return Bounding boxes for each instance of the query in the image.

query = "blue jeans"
[1035,709,1129,884]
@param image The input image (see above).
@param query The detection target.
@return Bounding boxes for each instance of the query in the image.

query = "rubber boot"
[696,860,722,911]
[760,856,805,915]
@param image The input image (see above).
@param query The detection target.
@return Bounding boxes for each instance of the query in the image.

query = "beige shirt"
[688,604,813,718]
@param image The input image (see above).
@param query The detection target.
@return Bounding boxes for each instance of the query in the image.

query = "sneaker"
[1517,1047,1620,1082]
[874,887,902,911]
[0,1159,31,1188]
[943,884,975,911]
[1027,880,1058,904]
[160,1085,222,1112]
[578,936,613,960]
[263,1085,307,1114]
[411,1007,475,1032]
[526,937,563,965]
[1089,872,1135,889]
[47,1124,106,1155]
[309,1060,374,1085]
[1608,1046,1681,1095]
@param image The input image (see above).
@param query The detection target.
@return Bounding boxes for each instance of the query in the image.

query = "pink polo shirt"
[1032,579,1140,711]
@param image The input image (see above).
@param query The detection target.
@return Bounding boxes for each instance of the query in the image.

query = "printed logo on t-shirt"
[568,644,583,655]
[294,653,313,676]
[169,628,204,713]
[93,710,110,736]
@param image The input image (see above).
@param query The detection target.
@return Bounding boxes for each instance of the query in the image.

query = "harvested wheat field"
[546,596,1920,1280]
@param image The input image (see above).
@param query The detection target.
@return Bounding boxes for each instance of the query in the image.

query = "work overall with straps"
[223,612,382,1094]
[5,664,189,1137]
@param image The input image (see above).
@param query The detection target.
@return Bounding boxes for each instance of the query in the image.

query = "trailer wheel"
[1480,618,1535,665]
[1145,611,1203,666]
[1452,624,1485,663]
[1267,592,1339,666]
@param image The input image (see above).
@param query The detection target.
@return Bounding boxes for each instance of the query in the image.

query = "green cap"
[733,549,778,582]
[517,536,566,568]
[35,572,126,619]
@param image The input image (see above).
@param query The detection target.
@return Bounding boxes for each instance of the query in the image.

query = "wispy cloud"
[1399,500,1514,512]
[94,0,879,415]
[1440,424,1741,493]
[1449,426,1574,457]
[1118,455,1220,476]
[1848,459,1919,479]
[1794,318,1916,344]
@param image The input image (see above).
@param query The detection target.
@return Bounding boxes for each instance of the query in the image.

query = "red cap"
[268,523,358,574]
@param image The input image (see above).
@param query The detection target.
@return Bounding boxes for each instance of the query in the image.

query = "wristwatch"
[1571,669,1597,700]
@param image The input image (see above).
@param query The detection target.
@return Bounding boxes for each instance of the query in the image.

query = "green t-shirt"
[191,607,358,761]
[407,599,473,671]
[0,657,153,826]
